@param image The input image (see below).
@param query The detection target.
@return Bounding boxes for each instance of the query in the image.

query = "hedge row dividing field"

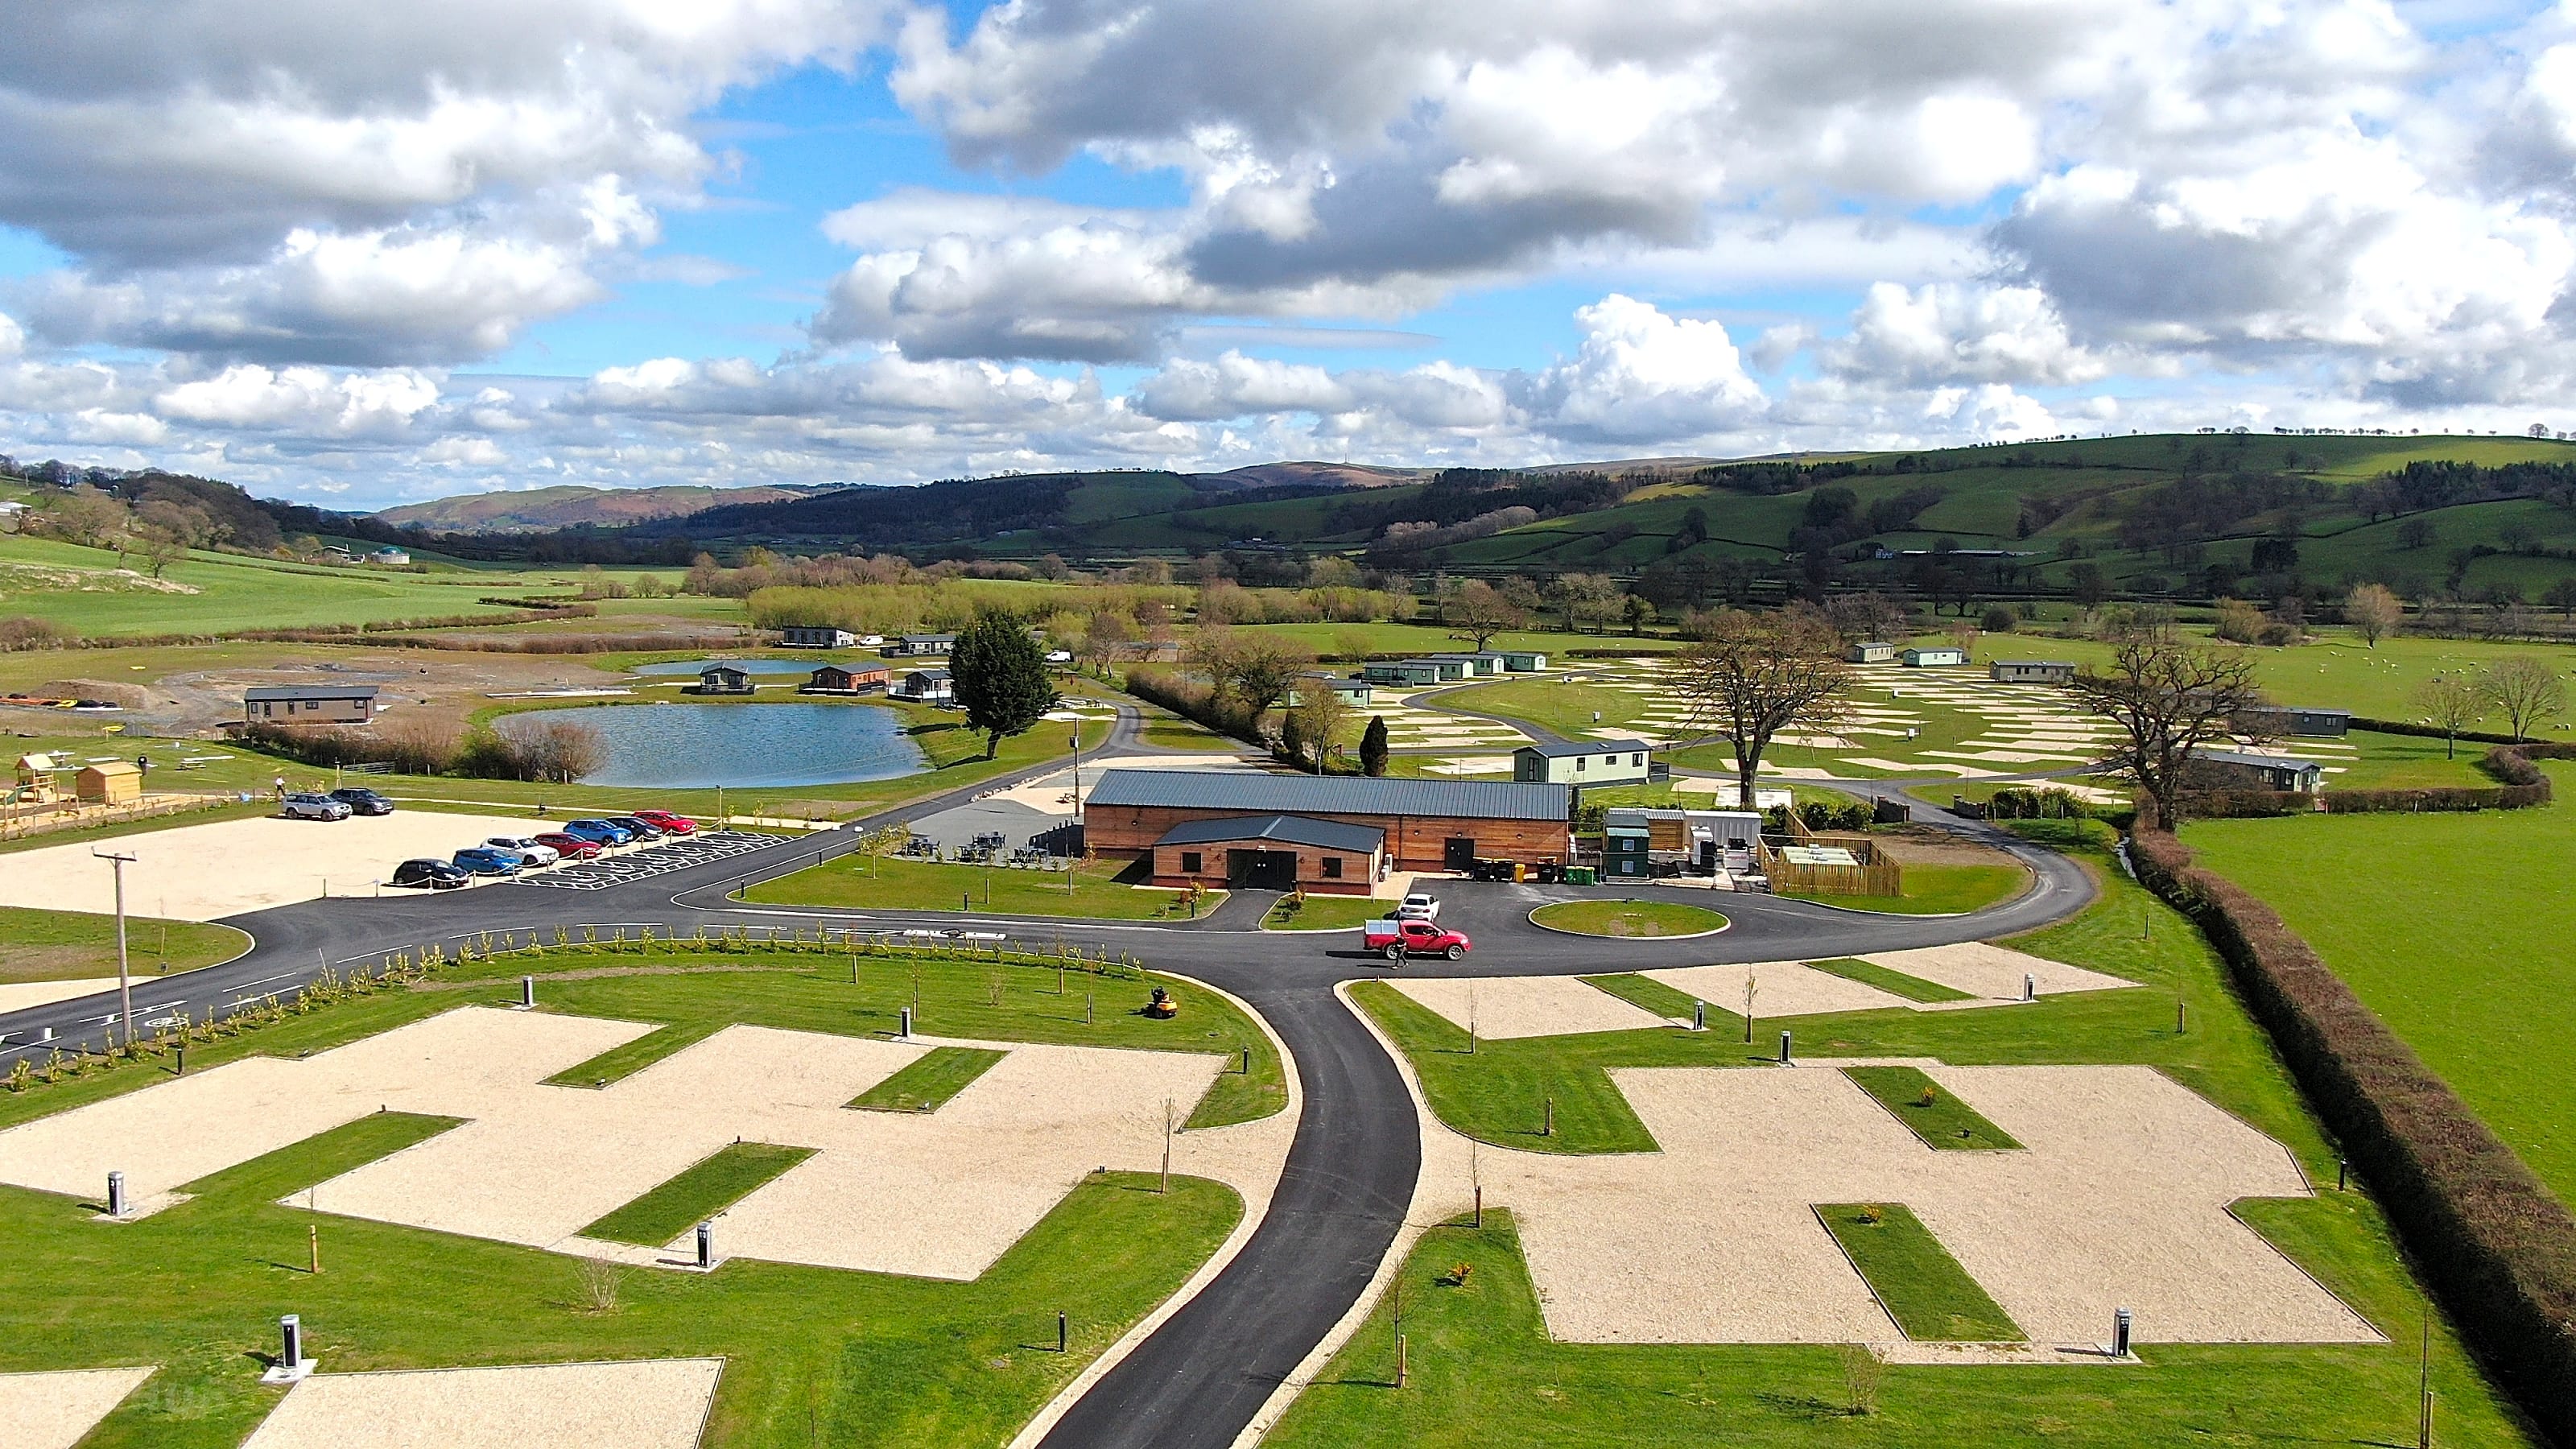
[2140,816,2576,1445]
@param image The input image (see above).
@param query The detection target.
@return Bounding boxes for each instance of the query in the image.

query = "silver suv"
[280,792,351,821]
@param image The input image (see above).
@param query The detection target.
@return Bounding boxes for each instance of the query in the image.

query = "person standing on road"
[273,775,286,799]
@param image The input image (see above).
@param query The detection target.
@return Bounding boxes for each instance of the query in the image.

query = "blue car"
[451,846,524,877]
[561,818,634,846]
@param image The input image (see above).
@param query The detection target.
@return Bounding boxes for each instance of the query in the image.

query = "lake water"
[628,658,821,676]
[497,703,926,789]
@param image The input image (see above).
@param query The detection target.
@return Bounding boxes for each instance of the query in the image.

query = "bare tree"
[2482,657,2566,741]
[1286,683,1350,773]
[518,720,606,783]
[2343,583,2403,647]
[1443,579,1528,650]
[2410,673,2488,759]
[1667,610,1850,806]
[1196,634,1315,721]
[2066,625,2266,826]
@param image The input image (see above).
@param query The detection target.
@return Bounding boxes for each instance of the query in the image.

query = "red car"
[634,809,697,835]
[533,832,604,861]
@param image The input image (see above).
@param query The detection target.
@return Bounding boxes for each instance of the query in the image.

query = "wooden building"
[801,663,890,695]
[1148,814,1385,893]
[1085,769,1571,875]
[695,664,754,695]
[76,762,142,804]
[243,684,380,727]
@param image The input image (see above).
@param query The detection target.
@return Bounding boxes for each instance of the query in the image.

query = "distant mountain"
[1200,462,1427,490]
[376,483,816,534]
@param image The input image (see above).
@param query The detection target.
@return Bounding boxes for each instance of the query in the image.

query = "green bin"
[1567,866,1596,886]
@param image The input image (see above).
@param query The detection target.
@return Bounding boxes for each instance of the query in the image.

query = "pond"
[496,703,927,789]
[628,658,821,676]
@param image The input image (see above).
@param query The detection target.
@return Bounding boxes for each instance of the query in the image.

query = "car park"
[533,832,603,861]
[561,819,634,846]
[390,858,469,890]
[279,793,351,821]
[328,786,395,815]
[608,815,665,840]
[483,836,560,867]
[451,846,523,877]
[634,809,696,835]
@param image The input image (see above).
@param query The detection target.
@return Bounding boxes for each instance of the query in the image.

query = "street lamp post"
[1067,725,1083,897]
[93,849,138,1049]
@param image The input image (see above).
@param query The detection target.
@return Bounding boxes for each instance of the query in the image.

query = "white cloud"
[1518,294,1766,445]
[153,365,442,437]
[1825,282,2110,386]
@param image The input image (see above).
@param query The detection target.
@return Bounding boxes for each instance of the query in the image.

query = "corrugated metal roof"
[244,684,380,702]
[1089,768,1569,821]
[1517,738,1649,759]
[1154,813,1386,852]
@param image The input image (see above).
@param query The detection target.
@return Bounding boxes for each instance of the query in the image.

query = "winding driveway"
[0,711,2095,1449]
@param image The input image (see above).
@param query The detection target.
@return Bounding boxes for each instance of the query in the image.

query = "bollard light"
[1778,1030,1792,1064]
[107,1170,126,1218]
[2112,1306,2133,1358]
[281,1314,303,1368]
[696,1221,715,1271]
[2023,972,2036,1002]
[899,1006,912,1040]
[521,976,535,1009]
[1692,1001,1707,1032]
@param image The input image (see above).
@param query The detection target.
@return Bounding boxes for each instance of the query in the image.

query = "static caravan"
[1901,646,1968,667]
[1513,740,1652,789]
[1989,660,2076,684]
[1847,641,1897,664]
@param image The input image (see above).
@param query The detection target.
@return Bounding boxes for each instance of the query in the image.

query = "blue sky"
[0,0,2567,506]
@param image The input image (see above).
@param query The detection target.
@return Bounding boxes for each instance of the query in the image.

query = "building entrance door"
[1228,849,1298,890]
[1443,836,1477,873]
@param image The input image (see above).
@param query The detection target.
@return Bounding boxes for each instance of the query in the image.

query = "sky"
[2,0,2574,510]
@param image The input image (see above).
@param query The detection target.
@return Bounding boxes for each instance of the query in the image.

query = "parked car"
[560,819,634,846]
[533,832,603,861]
[390,858,469,890]
[633,809,696,835]
[451,846,524,877]
[1361,918,1472,961]
[483,836,560,867]
[607,815,666,840]
[1393,892,1441,922]
[280,793,351,821]
[328,786,394,815]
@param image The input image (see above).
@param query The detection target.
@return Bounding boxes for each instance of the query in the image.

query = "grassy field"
[1262,894,1387,931]
[2183,767,2576,1206]
[1843,1065,2021,1150]
[1286,824,2529,1445]
[1529,899,1728,938]
[1781,863,2029,915]
[741,855,1211,921]
[1818,1202,2023,1341]
[1805,957,1975,1004]
[0,945,1257,1447]
[848,1046,1009,1113]
[580,1142,816,1246]
[0,535,570,638]
[0,906,249,983]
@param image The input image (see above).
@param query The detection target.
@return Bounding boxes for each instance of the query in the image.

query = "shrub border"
[2129,825,2576,1442]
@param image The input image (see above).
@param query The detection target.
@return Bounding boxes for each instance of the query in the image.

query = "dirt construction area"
[0,1005,1261,1280]
[0,811,556,920]
[1484,1063,2378,1348]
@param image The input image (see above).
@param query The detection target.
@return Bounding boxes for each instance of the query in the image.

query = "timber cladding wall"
[2130,828,2576,1441]
[1092,806,1569,871]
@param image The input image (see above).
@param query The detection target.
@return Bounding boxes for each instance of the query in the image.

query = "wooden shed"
[77,761,142,804]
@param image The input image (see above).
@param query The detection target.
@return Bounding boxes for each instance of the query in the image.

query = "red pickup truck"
[1361,918,1472,962]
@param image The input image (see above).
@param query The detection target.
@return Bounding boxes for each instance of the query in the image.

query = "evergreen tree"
[950,610,1056,758]
[1359,714,1389,776]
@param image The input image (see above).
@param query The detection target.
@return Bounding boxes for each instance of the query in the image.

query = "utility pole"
[93,849,138,1049]
[1068,724,1083,898]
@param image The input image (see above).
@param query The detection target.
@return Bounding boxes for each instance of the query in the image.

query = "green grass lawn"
[1818,1202,2023,1341]
[1804,957,1975,1004]
[0,906,250,983]
[1782,863,2029,915]
[0,946,1253,1447]
[741,854,1212,921]
[1577,973,1701,1020]
[1296,830,2532,1446]
[848,1046,1009,1112]
[0,535,568,638]
[2183,766,2576,1205]
[1262,894,1387,931]
[1842,1065,2021,1150]
[1530,899,1728,938]
[580,1142,817,1246]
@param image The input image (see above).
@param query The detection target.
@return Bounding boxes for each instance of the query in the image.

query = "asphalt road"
[0,727,2096,1449]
